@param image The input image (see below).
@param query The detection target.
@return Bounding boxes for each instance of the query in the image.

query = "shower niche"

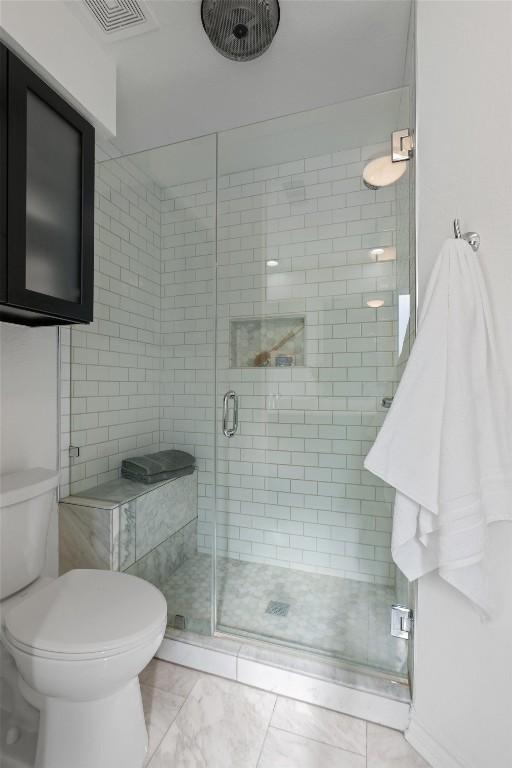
[229,315,305,368]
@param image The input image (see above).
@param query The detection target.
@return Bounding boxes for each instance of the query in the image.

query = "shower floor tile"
[160,553,407,676]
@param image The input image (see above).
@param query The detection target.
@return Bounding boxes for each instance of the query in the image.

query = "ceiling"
[125,87,406,187]
[77,0,412,156]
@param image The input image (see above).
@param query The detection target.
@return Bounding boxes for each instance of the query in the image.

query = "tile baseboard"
[406,711,467,768]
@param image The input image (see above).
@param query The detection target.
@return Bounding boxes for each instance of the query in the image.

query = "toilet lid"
[4,570,167,656]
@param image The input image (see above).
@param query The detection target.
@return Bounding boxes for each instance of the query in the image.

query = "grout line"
[269,724,367,759]
[255,730,269,768]
[255,696,278,768]
[142,663,203,765]
[141,689,183,765]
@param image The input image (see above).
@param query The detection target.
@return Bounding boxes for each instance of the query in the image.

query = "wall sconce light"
[362,129,414,190]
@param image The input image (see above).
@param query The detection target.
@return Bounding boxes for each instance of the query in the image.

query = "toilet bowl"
[2,569,167,768]
[0,578,51,768]
[0,468,168,768]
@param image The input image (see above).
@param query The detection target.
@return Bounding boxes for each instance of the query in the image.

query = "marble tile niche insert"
[230,315,305,368]
[59,471,198,584]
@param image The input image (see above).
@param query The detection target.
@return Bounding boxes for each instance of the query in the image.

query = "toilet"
[0,468,167,768]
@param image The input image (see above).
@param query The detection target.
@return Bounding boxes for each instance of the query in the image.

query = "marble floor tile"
[140,658,204,698]
[257,727,366,768]
[138,660,429,768]
[271,696,366,755]
[367,723,431,767]
[148,675,276,768]
[141,684,185,763]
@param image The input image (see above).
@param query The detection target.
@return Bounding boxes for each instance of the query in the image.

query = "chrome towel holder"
[453,219,480,252]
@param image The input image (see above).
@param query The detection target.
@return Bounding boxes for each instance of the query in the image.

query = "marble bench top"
[62,470,196,510]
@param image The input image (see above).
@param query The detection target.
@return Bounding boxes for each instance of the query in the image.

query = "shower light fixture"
[369,246,396,262]
[266,259,279,267]
[362,155,407,190]
[367,298,385,308]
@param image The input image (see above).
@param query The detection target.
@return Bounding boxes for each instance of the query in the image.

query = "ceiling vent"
[82,0,159,41]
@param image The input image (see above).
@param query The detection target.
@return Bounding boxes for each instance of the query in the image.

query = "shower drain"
[265,600,290,617]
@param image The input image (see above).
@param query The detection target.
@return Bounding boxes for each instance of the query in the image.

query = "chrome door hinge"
[391,604,413,639]
[391,129,414,162]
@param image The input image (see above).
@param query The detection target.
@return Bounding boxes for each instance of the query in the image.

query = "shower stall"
[62,86,415,695]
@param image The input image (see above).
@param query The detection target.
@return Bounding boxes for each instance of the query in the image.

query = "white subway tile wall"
[62,139,411,587]
[63,158,162,496]
[159,175,217,551]
[161,141,405,587]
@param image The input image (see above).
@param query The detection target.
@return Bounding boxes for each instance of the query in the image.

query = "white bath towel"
[364,238,512,615]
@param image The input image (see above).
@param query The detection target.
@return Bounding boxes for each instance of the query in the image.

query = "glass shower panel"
[69,134,217,636]
[215,92,413,676]
[65,91,415,678]
[394,82,416,677]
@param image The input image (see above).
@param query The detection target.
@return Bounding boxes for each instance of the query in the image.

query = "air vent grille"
[83,0,147,34]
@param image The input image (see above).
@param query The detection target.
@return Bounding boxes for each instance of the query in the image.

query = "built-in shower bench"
[58,471,198,586]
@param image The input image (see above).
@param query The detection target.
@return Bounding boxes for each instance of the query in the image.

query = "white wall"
[0,0,117,578]
[409,3,512,767]
[0,0,116,135]
[0,324,59,576]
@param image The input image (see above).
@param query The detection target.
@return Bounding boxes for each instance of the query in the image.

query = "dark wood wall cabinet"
[0,43,94,326]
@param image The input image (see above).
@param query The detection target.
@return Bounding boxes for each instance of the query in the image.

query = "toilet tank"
[0,468,60,599]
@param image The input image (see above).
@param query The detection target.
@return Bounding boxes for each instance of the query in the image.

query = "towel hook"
[453,219,481,252]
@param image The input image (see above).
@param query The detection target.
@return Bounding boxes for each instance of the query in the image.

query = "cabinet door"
[0,45,7,304]
[7,50,94,322]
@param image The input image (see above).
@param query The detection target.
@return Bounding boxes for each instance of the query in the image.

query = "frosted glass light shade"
[362,155,407,189]
[369,246,396,262]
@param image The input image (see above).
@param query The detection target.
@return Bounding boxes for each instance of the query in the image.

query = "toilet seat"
[0,577,53,624]
[4,569,167,660]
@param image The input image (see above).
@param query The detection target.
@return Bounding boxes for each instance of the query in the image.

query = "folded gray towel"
[121,465,195,485]
[121,450,195,484]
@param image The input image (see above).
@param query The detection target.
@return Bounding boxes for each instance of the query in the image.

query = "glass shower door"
[214,93,413,676]
[68,135,218,638]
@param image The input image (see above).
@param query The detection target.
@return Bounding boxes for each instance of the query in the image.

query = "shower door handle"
[223,391,239,437]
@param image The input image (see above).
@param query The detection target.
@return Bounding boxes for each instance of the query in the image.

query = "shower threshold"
[157,625,411,731]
